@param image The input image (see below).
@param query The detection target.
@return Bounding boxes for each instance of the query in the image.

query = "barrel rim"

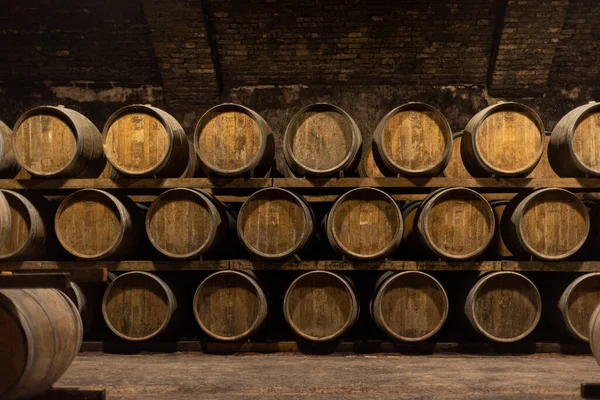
[0,119,10,159]
[467,271,542,343]
[146,188,221,259]
[283,103,362,176]
[373,270,448,342]
[589,302,600,366]
[102,271,176,342]
[55,189,127,260]
[194,103,270,176]
[466,102,545,176]
[0,290,34,397]
[374,102,453,176]
[237,187,313,260]
[0,190,39,259]
[12,106,84,177]
[326,187,403,260]
[193,270,267,341]
[515,187,589,260]
[564,102,600,175]
[102,104,177,176]
[560,272,600,342]
[283,270,358,342]
[418,187,495,260]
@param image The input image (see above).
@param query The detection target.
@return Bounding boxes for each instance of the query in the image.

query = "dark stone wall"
[210,0,497,86]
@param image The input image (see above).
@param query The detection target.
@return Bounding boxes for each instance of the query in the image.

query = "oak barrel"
[194,103,273,177]
[487,200,513,258]
[325,187,403,260]
[237,188,314,260]
[0,288,82,399]
[461,102,545,177]
[102,271,177,341]
[442,131,471,178]
[558,273,600,342]
[465,271,542,342]
[0,120,20,178]
[193,270,268,341]
[182,139,203,178]
[400,200,421,251]
[283,103,362,177]
[417,187,495,260]
[528,133,559,178]
[55,189,142,260]
[13,106,104,178]
[358,141,393,178]
[146,188,232,259]
[549,102,600,177]
[371,271,448,342]
[63,282,87,315]
[284,271,359,342]
[373,103,452,176]
[0,191,11,249]
[589,303,600,365]
[0,191,51,260]
[103,104,188,177]
[500,188,589,260]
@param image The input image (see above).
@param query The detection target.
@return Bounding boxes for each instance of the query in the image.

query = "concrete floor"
[57,353,600,399]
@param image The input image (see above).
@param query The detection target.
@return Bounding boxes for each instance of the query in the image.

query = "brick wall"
[489,0,569,94]
[209,0,497,86]
[549,1,600,85]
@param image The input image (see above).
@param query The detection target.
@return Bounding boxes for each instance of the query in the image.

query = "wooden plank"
[0,178,271,190]
[273,177,600,190]
[501,260,600,272]
[0,271,71,290]
[230,259,500,271]
[1,263,108,282]
[0,260,228,272]
[31,388,106,400]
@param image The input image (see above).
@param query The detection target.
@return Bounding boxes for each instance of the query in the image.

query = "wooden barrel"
[284,271,359,342]
[589,303,600,365]
[0,191,11,249]
[417,187,495,260]
[442,131,471,178]
[373,103,452,176]
[549,102,600,177]
[63,282,87,315]
[371,271,448,342]
[487,200,513,258]
[325,187,403,260]
[465,271,541,342]
[102,271,177,341]
[557,273,600,342]
[500,188,589,260]
[194,103,273,177]
[193,270,268,341]
[283,103,362,177]
[182,139,203,178]
[146,188,232,259]
[0,120,20,178]
[461,102,545,177]
[0,190,50,260]
[401,200,421,250]
[103,104,188,177]
[55,189,141,260]
[0,288,82,399]
[529,133,559,178]
[358,141,391,178]
[13,106,104,178]
[237,188,314,260]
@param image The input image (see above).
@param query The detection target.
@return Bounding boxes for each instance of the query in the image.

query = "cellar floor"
[56,352,598,399]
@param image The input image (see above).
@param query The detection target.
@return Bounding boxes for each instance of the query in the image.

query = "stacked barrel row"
[0,186,590,261]
[87,269,600,346]
[2,101,600,179]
